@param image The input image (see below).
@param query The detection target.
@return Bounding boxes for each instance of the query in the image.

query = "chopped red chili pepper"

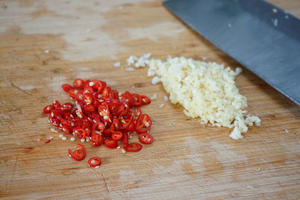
[91,80,106,93]
[111,131,123,141]
[138,133,154,144]
[120,91,134,107]
[83,104,96,113]
[141,95,151,105]
[122,132,129,148]
[83,86,94,94]
[61,103,73,112]
[92,122,105,135]
[111,118,121,131]
[73,79,85,89]
[61,124,72,134]
[91,134,103,146]
[84,80,91,87]
[75,92,84,101]
[135,114,152,133]
[124,143,143,152]
[104,138,118,149]
[102,87,112,97]
[43,105,54,114]
[132,94,143,107]
[115,103,129,117]
[68,144,86,161]
[84,127,91,137]
[73,127,87,139]
[127,120,136,132]
[43,78,154,166]
[119,115,134,130]
[61,84,73,92]
[82,93,94,104]
[98,81,107,92]
[98,104,112,125]
[88,157,101,168]
[103,128,113,137]
[110,90,119,99]
[134,107,142,118]
[68,89,78,99]
[52,100,61,110]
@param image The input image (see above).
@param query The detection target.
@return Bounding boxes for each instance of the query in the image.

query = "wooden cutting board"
[0,0,299,199]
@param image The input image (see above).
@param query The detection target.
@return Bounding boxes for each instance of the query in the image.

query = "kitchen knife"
[163,0,300,106]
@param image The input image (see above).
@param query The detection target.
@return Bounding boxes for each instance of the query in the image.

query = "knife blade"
[163,0,300,106]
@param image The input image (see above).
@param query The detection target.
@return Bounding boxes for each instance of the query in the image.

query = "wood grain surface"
[0,0,300,199]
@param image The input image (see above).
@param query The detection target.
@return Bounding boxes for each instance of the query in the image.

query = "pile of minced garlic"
[127,55,261,139]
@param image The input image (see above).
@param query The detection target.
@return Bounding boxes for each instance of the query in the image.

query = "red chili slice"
[120,91,134,107]
[114,103,128,116]
[91,134,103,146]
[98,104,112,123]
[92,122,105,135]
[134,107,142,118]
[124,143,142,152]
[122,132,129,147]
[68,144,86,161]
[84,127,91,137]
[52,100,61,110]
[103,128,113,137]
[61,103,73,112]
[88,157,101,168]
[83,86,94,94]
[90,112,101,124]
[75,92,84,101]
[62,112,74,120]
[127,120,136,132]
[111,118,121,131]
[84,80,91,87]
[50,110,63,119]
[110,90,119,99]
[111,131,123,141]
[141,95,151,105]
[75,108,84,119]
[61,124,72,134]
[73,79,85,89]
[68,89,78,99]
[83,104,95,113]
[90,80,106,93]
[73,127,87,139]
[83,93,94,104]
[132,94,143,107]
[138,133,154,144]
[119,115,134,130]
[108,99,121,113]
[93,98,101,108]
[104,138,118,149]
[136,114,152,133]
[81,118,91,128]
[98,81,107,92]
[43,105,54,114]
[102,87,111,97]
[61,84,73,92]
